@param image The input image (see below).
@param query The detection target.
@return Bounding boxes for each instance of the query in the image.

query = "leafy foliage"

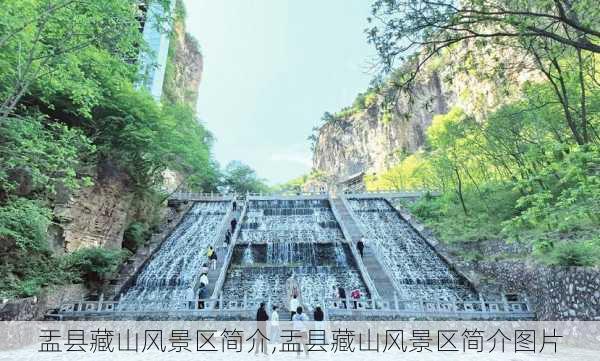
[63,247,129,286]
[0,0,220,298]
[220,161,270,194]
[368,57,600,265]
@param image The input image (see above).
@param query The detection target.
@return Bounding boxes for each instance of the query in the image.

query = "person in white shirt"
[292,306,309,356]
[270,305,280,344]
[289,294,299,319]
[199,273,209,287]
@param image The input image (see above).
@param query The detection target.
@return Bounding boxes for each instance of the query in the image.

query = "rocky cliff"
[51,3,204,252]
[313,43,541,179]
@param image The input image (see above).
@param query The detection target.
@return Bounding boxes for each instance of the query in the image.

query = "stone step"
[330,198,397,301]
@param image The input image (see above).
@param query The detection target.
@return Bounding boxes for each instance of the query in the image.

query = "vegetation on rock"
[358,0,600,266]
[0,0,218,298]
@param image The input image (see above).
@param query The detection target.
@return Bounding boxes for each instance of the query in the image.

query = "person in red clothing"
[351,288,361,309]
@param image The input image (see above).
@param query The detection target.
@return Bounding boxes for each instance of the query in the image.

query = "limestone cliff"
[162,8,203,109]
[313,43,541,179]
[51,4,204,252]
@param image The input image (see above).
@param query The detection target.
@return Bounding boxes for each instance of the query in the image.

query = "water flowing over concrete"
[347,198,475,301]
[118,201,229,311]
[221,199,368,312]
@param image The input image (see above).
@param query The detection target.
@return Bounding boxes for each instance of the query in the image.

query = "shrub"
[123,221,150,252]
[63,247,130,287]
[537,239,600,267]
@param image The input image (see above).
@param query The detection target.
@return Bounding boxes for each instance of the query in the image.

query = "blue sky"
[183,0,376,184]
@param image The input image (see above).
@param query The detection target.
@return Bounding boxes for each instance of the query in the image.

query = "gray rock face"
[312,43,542,180]
[313,71,450,179]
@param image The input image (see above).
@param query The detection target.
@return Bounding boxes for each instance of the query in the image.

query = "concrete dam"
[56,193,534,320]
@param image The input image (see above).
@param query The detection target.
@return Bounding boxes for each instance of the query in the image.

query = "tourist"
[230,218,237,233]
[270,305,280,345]
[199,273,209,287]
[351,288,361,309]
[292,306,309,356]
[197,279,208,309]
[207,245,217,270]
[289,294,300,319]
[331,286,339,308]
[255,303,269,354]
[313,305,324,321]
[313,305,326,342]
[338,286,347,309]
[357,239,365,258]
[200,263,209,275]
[232,200,237,211]
[286,273,301,299]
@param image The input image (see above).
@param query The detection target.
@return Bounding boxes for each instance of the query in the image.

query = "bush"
[123,221,150,252]
[63,247,130,287]
[536,239,600,267]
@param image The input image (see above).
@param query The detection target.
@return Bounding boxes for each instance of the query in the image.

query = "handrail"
[343,190,441,198]
[339,195,408,298]
[211,197,236,248]
[210,201,248,300]
[190,198,236,296]
[328,196,381,303]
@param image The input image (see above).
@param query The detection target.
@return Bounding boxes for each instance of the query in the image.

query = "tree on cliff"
[366,0,600,145]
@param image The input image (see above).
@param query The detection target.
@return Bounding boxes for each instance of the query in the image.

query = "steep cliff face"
[162,17,203,109]
[314,71,449,177]
[313,43,540,179]
[51,6,204,252]
[53,172,133,252]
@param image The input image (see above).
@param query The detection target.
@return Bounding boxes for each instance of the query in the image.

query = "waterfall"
[347,198,475,301]
[118,201,229,311]
[222,199,368,309]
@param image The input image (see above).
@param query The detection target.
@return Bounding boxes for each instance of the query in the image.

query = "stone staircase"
[329,197,397,301]
[204,206,241,299]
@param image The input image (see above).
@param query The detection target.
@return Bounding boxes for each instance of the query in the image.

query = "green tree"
[220,161,269,194]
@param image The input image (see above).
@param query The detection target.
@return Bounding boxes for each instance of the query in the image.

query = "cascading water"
[347,198,476,301]
[221,199,367,311]
[118,201,229,311]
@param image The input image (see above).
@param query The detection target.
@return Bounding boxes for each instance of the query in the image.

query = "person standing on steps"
[224,230,231,245]
[230,218,237,233]
[338,286,347,309]
[351,288,361,309]
[255,303,269,355]
[289,294,299,319]
[206,245,217,270]
[357,238,365,258]
[232,200,237,211]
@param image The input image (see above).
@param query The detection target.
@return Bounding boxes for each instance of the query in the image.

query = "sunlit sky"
[183,0,376,184]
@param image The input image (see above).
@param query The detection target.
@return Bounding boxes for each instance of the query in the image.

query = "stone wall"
[0,284,86,321]
[390,200,600,321]
[473,261,600,321]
